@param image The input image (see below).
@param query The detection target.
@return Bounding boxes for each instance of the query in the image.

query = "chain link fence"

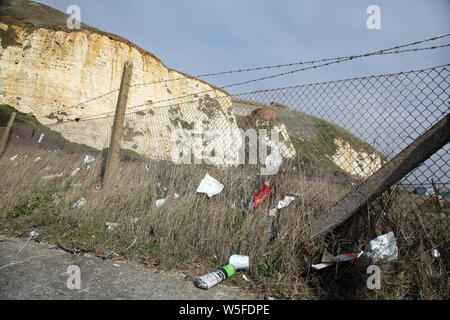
[105,65,449,245]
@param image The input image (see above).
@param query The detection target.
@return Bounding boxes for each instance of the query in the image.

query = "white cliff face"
[331,138,385,178]
[254,119,296,159]
[0,24,243,164]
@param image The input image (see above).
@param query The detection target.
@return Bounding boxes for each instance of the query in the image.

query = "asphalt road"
[0,235,255,300]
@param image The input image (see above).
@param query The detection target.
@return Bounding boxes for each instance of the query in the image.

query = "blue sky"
[35,0,450,94]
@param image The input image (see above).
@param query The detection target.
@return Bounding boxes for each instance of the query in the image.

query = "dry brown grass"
[0,144,448,299]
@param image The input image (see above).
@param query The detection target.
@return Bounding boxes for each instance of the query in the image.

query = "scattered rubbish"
[145,163,150,172]
[56,244,75,254]
[156,198,167,208]
[196,264,235,290]
[34,157,41,162]
[42,173,63,180]
[103,251,120,260]
[213,254,218,260]
[84,155,95,169]
[52,191,64,199]
[38,134,44,143]
[246,181,270,214]
[311,249,359,270]
[10,155,18,161]
[264,219,274,233]
[196,173,224,198]
[276,196,295,209]
[92,186,100,196]
[71,168,80,176]
[52,148,62,156]
[72,198,87,208]
[174,192,181,199]
[431,249,440,258]
[229,254,249,270]
[268,208,278,218]
[242,275,250,282]
[113,263,120,267]
[84,155,95,164]
[130,218,139,224]
[17,231,39,254]
[106,222,119,231]
[367,232,398,262]
[127,238,137,250]
[42,166,51,171]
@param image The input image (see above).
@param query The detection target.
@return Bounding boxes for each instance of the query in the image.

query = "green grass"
[0,26,21,49]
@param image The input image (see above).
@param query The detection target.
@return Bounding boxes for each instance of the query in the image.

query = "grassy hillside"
[232,98,386,173]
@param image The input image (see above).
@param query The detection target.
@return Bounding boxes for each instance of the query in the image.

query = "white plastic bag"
[196,173,224,198]
[277,196,295,209]
[368,232,398,262]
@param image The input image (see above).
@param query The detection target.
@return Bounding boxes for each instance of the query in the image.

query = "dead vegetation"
[0,141,448,300]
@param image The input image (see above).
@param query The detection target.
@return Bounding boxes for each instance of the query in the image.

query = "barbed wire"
[130,33,450,88]
[54,62,449,124]
[38,34,450,121]
[72,44,450,122]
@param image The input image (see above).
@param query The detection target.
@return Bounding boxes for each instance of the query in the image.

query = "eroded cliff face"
[0,22,244,163]
[331,138,385,178]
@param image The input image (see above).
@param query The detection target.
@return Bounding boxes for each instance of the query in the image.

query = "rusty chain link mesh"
[105,65,449,246]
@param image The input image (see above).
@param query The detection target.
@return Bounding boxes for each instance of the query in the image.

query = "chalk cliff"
[0,0,242,163]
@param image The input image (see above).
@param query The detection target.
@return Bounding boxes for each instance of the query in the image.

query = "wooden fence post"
[310,112,450,240]
[103,61,133,185]
[0,112,16,156]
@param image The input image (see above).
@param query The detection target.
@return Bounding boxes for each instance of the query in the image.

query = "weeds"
[0,143,448,299]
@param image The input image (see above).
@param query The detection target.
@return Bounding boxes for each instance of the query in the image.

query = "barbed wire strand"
[39,34,450,120]
[70,44,450,122]
[57,62,449,124]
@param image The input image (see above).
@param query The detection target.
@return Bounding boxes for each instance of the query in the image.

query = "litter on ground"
[106,222,119,231]
[196,264,235,290]
[42,173,63,180]
[71,168,80,176]
[10,155,18,161]
[196,173,224,198]
[38,134,44,143]
[276,196,295,209]
[156,198,166,208]
[311,249,360,270]
[17,231,39,254]
[130,218,139,224]
[103,251,119,260]
[229,254,249,270]
[127,238,137,250]
[72,198,86,208]
[367,232,398,262]
[247,181,270,214]
[431,249,440,258]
